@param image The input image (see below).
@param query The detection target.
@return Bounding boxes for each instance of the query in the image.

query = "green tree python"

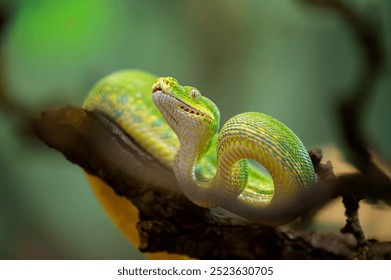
[83,70,316,227]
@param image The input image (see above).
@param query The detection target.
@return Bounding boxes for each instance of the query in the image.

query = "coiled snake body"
[84,70,315,225]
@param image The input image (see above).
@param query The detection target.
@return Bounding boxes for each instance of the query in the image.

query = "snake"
[83,70,315,226]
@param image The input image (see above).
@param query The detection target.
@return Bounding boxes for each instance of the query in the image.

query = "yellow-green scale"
[217,112,315,204]
[83,70,179,168]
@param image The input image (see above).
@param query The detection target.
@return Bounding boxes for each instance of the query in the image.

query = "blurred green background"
[0,0,390,259]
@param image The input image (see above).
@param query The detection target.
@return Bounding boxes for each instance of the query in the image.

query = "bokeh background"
[0,0,390,259]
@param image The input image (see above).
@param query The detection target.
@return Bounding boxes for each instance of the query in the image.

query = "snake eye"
[189,88,201,100]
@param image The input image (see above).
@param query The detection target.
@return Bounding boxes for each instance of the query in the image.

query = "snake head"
[152,77,220,143]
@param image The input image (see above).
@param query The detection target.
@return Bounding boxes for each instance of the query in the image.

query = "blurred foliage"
[0,0,390,259]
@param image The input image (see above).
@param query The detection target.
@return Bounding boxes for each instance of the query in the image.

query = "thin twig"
[301,0,390,255]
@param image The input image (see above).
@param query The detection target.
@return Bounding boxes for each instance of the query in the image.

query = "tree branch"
[31,107,391,259]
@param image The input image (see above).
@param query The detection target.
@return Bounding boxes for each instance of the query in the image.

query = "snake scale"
[83,70,315,226]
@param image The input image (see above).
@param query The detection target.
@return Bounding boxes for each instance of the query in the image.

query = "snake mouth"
[152,84,163,93]
[152,78,169,95]
[152,82,211,119]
